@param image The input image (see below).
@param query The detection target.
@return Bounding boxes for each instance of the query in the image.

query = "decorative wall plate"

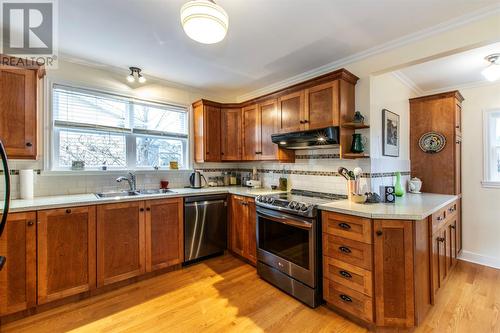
[419,132,446,153]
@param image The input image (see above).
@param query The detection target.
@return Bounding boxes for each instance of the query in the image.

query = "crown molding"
[391,71,424,96]
[422,79,500,96]
[236,4,500,102]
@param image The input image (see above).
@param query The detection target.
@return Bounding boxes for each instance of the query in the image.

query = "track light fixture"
[127,67,146,83]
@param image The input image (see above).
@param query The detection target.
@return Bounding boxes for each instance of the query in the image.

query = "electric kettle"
[189,170,207,189]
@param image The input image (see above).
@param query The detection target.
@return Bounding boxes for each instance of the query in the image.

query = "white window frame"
[47,82,190,173]
[482,109,500,188]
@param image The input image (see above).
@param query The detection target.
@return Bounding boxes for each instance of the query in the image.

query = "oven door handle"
[258,212,312,230]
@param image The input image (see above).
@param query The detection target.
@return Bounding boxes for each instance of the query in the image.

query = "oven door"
[256,207,316,288]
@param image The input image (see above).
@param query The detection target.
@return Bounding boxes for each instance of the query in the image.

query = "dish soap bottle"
[394,171,405,197]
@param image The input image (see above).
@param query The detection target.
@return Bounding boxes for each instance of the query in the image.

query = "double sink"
[95,188,175,199]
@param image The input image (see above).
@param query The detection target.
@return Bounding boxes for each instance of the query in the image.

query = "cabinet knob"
[456,126,460,129]
[146,207,151,211]
[299,120,304,124]
[27,221,34,226]
[438,237,445,242]
[340,294,352,303]
[26,142,33,147]
[303,120,309,124]
[140,208,145,212]
[451,225,456,229]
[66,209,71,214]
[339,246,351,254]
[376,230,383,236]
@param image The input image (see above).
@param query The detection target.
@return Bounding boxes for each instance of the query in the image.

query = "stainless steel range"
[255,189,346,308]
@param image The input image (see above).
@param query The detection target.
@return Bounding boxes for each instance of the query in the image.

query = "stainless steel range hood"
[271,126,340,150]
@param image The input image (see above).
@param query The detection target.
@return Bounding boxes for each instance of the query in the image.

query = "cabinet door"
[221,108,242,161]
[437,229,447,287]
[449,220,457,268]
[97,202,145,287]
[455,136,461,194]
[242,104,260,160]
[0,67,37,159]
[457,200,462,253]
[304,81,339,130]
[245,199,257,265]
[278,91,304,133]
[229,195,246,256]
[145,198,183,272]
[374,220,414,328]
[37,207,96,304]
[259,100,279,160]
[431,232,439,300]
[0,212,36,315]
[204,105,221,162]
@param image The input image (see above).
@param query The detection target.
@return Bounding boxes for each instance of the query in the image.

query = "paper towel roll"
[20,169,34,199]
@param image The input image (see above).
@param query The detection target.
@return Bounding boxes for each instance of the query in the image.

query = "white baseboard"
[459,250,500,269]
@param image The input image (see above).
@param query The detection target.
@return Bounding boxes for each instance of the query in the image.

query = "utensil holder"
[347,180,360,201]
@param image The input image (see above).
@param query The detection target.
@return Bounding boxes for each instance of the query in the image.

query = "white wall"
[459,82,500,269]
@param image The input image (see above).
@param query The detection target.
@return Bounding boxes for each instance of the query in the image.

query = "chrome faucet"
[116,172,137,191]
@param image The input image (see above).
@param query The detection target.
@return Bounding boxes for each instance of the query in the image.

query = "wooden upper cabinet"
[305,81,340,130]
[193,101,221,163]
[145,198,183,272]
[374,220,415,328]
[0,66,37,159]
[259,99,279,160]
[242,104,260,161]
[97,201,146,287]
[278,91,305,133]
[410,91,463,195]
[37,206,96,304]
[221,108,242,161]
[0,212,36,315]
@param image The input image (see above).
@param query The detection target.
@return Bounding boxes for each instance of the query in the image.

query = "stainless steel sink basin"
[95,189,176,199]
[136,189,176,195]
[95,191,140,199]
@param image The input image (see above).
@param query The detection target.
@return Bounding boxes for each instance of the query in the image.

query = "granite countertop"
[0,186,286,213]
[318,192,459,220]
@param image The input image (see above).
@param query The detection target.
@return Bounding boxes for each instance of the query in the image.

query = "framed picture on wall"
[382,109,400,157]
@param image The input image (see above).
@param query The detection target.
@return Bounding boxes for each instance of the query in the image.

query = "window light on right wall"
[483,109,500,187]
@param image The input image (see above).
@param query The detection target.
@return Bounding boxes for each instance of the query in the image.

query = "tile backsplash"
[0,149,411,199]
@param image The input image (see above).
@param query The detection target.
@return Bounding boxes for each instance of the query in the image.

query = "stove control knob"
[300,204,308,211]
[295,204,302,210]
[267,197,274,204]
[289,201,297,209]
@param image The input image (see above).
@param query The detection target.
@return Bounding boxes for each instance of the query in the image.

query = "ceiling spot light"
[127,67,146,84]
[481,54,500,82]
[180,0,228,44]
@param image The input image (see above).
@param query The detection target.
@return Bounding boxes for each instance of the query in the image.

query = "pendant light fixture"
[127,67,146,84]
[180,0,228,44]
[481,54,500,82]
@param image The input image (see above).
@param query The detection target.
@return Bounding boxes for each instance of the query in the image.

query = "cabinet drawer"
[445,201,458,218]
[323,278,373,322]
[322,212,372,244]
[323,257,372,296]
[323,234,372,271]
[432,208,447,234]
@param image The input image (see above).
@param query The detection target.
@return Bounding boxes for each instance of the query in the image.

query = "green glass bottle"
[394,171,405,197]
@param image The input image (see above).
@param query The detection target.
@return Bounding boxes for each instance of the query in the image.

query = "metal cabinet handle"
[140,208,145,212]
[448,207,455,213]
[338,223,351,230]
[376,230,383,236]
[66,209,71,214]
[299,120,304,124]
[26,142,33,147]
[451,225,456,229]
[339,246,351,254]
[146,207,151,211]
[27,221,34,226]
[339,270,352,279]
[438,237,445,242]
[303,120,309,124]
[437,216,444,221]
[340,294,352,303]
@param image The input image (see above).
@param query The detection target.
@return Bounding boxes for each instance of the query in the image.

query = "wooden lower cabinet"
[37,206,96,304]
[0,212,36,315]
[97,201,146,287]
[229,195,257,265]
[373,220,415,328]
[145,198,183,272]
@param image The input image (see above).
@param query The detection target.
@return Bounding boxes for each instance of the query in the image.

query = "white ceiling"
[398,42,500,93]
[59,0,499,99]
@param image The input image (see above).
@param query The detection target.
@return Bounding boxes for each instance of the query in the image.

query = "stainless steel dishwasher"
[184,194,227,264]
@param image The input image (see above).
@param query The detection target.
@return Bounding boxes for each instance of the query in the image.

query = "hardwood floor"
[1,255,499,333]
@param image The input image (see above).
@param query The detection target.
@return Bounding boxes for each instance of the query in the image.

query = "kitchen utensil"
[351,194,367,204]
[338,167,350,180]
[348,171,355,180]
[353,167,363,180]
[189,170,207,189]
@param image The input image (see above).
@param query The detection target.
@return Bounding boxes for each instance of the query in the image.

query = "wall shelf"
[342,122,370,129]
[342,153,370,159]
